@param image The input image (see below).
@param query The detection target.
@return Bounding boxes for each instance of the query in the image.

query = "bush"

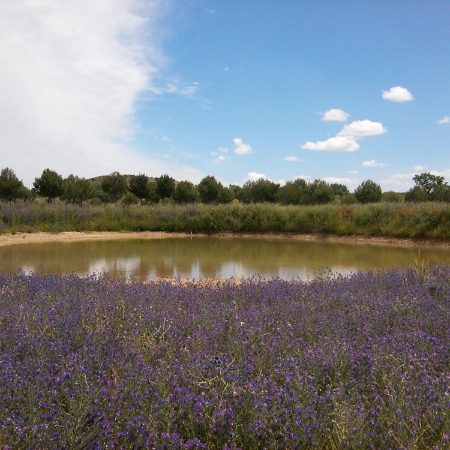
[354,179,382,204]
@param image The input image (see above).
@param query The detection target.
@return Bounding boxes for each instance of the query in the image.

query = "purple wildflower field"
[1,265,450,449]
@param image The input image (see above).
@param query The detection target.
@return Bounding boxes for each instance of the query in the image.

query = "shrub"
[354,179,382,204]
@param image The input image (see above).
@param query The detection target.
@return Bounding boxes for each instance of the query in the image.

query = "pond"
[1,237,450,281]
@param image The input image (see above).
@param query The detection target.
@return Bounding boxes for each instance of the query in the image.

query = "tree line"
[0,167,448,206]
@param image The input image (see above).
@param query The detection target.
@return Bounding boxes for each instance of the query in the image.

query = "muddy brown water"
[1,236,450,281]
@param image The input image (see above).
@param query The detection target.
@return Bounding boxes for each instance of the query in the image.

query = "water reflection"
[1,237,450,281]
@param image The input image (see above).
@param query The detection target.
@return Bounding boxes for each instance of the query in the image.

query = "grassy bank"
[1,201,450,240]
[1,266,450,447]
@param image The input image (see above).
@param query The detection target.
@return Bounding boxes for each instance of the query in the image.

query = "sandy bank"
[1,230,450,250]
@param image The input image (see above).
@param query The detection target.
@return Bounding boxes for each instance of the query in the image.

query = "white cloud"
[0,0,204,186]
[214,155,231,165]
[246,172,267,181]
[158,79,200,98]
[414,165,426,171]
[242,172,285,185]
[234,138,253,155]
[337,120,387,137]
[219,147,229,153]
[302,136,360,152]
[322,109,350,122]
[284,156,301,162]
[438,116,450,124]
[390,172,416,181]
[362,160,386,167]
[382,86,414,102]
[322,177,359,188]
[293,175,310,180]
[348,170,359,174]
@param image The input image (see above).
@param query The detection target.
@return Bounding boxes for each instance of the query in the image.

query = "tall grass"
[1,201,450,239]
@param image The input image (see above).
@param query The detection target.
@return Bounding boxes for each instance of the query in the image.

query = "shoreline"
[1,230,450,250]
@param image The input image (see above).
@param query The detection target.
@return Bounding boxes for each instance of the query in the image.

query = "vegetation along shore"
[2,167,450,241]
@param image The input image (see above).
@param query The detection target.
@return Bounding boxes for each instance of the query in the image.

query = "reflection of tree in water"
[1,237,450,280]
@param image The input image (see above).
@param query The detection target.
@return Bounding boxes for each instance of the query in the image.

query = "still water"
[1,237,450,281]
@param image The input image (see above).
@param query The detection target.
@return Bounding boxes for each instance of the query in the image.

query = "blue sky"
[1,1,449,191]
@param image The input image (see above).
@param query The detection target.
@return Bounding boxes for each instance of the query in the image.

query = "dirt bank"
[1,230,450,250]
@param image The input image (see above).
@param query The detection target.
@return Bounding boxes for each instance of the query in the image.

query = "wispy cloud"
[382,86,414,102]
[362,160,386,167]
[322,109,350,122]
[214,155,231,165]
[234,138,253,155]
[0,0,203,185]
[438,116,450,124]
[302,137,360,152]
[284,156,301,162]
[414,165,426,171]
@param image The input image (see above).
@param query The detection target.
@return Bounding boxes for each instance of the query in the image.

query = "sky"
[1,0,449,191]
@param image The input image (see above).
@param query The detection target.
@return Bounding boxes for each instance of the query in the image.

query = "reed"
[1,201,450,240]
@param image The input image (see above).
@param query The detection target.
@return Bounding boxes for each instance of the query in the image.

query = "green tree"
[404,186,428,203]
[61,175,93,206]
[0,167,24,203]
[241,178,280,204]
[146,182,160,204]
[330,183,349,197]
[129,174,150,205]
[173,181,199,204]
[198,175,222,204]
[101,172,128,203]
[33,168,64,203]
[277,179,308,205]
[412,172,448,201]
[229,184,243,201]
[156,174,175,200]
[307,179,335,205]
[217,186,235,204]
[382,191,403,203]
[340,193,358,204]
[354,179,382,204]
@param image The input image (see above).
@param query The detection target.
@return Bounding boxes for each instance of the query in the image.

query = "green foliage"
[404,186,428,203]
[0,167,24,203]
[101,172,128,203]
[239,178,280,203]
[412,172,447,201]
[156,174,175,200]
[354,179,382,204]
[3,201,450,239]
[307,179,335,205]
[340,193,358,205]
[173,181,199,204]
[382,190,404,203]
[277,179,334,206]
[128,174,150,204]
[33,168,65,203]
[145,182,159,204]
[228,184,242,200]
[330,182,349,197]
[121,192,139,206]
[217,186,235,204]
[61,175,93,206]
[277,179,307,205]
[198,175,222,204]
